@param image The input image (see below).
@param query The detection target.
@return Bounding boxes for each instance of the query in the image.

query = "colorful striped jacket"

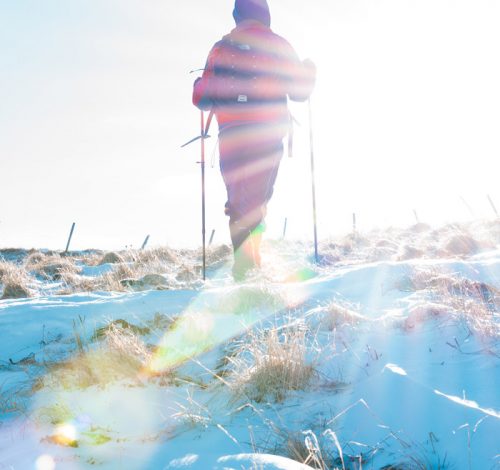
[193,20,315,131]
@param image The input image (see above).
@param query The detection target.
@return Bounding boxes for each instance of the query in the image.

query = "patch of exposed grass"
[0,384,28,414]
[0,262,33,299]
[92,319,150,341]
[26,253,81,281]
[399,269,500,337]
[229,325,316,403]
[42,321,156,389]
[58,272,98,294]
[321,302,367,330]
[280,430,335,469]
[172,389,212,429]
[98,251,124,265]
[37,403,74,426]
[217,285,286,316]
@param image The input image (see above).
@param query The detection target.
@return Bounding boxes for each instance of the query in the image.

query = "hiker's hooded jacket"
[192,0,315,132]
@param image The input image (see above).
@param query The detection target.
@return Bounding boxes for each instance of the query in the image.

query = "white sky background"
[0,0,499,250]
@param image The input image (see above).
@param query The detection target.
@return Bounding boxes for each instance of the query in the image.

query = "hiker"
[193,0,316,280]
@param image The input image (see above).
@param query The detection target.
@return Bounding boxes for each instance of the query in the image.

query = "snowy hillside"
[0,221,499,470]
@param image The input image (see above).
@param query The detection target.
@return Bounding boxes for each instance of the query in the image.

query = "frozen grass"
[229,324,317,403]
[25,252,81,281]
[59,261,166,294]
[3,220,497,297]
[277,430,338,470]
[217,285,286,316]
[0,384,27,414]
[254,419,346,470]
[382,451,451,470]
[320,301,367,330]
[317,220,499,267]
[98,251,125,265]
[36,402,73,426]
[400,268,500,337]
[59,246,213,294]
[171,389,212,429]
[0,260,12,279]
[42,321,155,389]
[0,261,33,299]
[58,271,100,293]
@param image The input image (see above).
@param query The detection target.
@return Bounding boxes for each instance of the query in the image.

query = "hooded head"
[233,0,271,27]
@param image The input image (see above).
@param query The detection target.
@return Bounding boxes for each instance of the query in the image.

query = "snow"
[0,232,499,469]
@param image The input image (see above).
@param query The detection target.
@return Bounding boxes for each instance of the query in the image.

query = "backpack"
[211,35,288,108]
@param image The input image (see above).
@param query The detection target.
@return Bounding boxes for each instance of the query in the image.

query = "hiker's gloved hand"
[302,58,316,80]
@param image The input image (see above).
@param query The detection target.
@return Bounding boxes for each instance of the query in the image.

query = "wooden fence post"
[141,235,150,250]
[487,194,499,218]
[64,222,76,254]
[208,229,216,246]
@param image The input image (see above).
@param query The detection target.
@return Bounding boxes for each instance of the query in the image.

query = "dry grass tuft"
[218,285,285,315]
[278,430,339,470]
[73,263,136,293]
[0,260,12,279]
[0,262,32,299]
[79,251,104,266]
[206,244,232,266]
[59,253,185,294]
[403,304,450,331]
[444,233,480,257]
[23,248,178,295]
[175,265,200,283]
[127,247,179,265]
[98,252,124,265]
[322,302,366,330]
[58,272,98,294]
[397,245,425,261]
[26,253,81,280]
[229,325,316,402]
[105,322,152,363]
[0,384,28,414]
[172,389,212,429]
[401,269,500,337]
[43,322,154,389]
[92,319,150,340]
[36,403,73,426]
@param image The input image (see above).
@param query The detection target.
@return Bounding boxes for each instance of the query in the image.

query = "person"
[193,0,316,280]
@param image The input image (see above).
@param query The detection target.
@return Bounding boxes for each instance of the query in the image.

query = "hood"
[233,0,271,27]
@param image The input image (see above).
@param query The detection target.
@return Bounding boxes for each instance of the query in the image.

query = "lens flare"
[146,244,315,376]
[53,423,78,447]
[35,455,56,470]
[283,267,317,284]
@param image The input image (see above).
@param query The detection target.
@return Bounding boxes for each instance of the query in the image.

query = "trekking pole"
[181,110,214,281]
[308,98,319,263]
[200,111,207,280]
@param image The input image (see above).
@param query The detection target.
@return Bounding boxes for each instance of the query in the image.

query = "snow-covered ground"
[0,222,499,470]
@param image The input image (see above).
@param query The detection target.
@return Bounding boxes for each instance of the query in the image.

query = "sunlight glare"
[35,455,56,470]
[54,423,78,447]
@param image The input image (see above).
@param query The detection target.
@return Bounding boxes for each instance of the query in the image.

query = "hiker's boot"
[251,231,262,268]
[232,237,257,281]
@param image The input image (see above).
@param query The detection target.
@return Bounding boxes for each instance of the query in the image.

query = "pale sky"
[1,0,499,250]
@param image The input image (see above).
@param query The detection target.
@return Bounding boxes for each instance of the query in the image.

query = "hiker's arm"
[193,45,221,111]
[288,57,316,102]
[279,41,316,102]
